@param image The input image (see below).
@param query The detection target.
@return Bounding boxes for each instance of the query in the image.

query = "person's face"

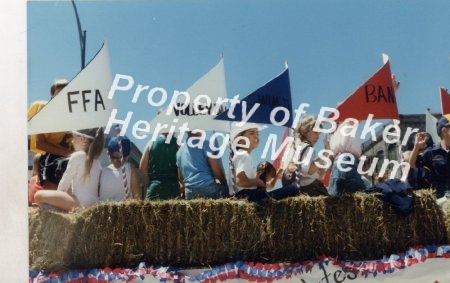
[72,134,86,151]
[241,128,260,150]
[305,129,320,145]
[109,152,124,168]
[441,126,450,144]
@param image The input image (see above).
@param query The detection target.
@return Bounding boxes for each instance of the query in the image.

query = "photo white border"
[0,0,28,281]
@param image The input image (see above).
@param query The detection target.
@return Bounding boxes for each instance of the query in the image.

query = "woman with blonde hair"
[34,128,104,211]
[282,115,330,196]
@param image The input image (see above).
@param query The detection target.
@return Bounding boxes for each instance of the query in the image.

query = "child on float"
[99,136,141,201]
[231,122,299,202]
[34,128,104,211]
[282,115,329,196]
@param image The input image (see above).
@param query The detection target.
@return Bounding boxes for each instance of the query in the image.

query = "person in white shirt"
[99,136,141,201]
[282,115,330,196]
[231,122,299,202]
[34,128,104,211]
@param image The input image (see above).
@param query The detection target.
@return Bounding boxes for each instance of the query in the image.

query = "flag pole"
[71,0,86,69]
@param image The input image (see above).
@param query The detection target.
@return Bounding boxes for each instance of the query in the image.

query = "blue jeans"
[328,154,365,196]
[185,183,229,199]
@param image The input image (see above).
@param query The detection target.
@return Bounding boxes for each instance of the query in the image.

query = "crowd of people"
[27,79,450,212]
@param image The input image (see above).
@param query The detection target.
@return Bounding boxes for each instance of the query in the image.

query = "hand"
[287,162,296,173]
[414,132,427,150]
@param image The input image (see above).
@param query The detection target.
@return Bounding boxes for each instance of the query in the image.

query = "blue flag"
[214,67,293,126]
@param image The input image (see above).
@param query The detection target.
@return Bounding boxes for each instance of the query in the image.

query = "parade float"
[29,190,450,282]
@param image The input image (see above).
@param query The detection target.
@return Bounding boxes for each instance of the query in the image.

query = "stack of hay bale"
[29,190,449,272]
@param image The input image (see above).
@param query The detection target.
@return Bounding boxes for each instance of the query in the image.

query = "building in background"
[361,112,442,181]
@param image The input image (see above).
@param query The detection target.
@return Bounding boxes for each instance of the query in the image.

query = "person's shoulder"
[424,144,443,155]
[176,145,185,157]
[420,145,438,162]
[233,150,250,161]
[70,151,87,160]
[102,164,115,171]
[300,142,313,151]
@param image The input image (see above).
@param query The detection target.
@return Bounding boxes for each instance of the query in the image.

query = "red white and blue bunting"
[29,245,450,283]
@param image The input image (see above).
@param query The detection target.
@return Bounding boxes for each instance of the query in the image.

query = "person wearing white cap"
[230,122,267,202]
[34,128,104,211]
[230,122,300,202]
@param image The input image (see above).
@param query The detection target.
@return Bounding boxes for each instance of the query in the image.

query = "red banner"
[330,59,399,122]
[440,88,450,114]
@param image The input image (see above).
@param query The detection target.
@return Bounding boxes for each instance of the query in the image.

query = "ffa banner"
[440,88,450,114]
[331,55,399,122]
[215,65,293,127]
[28,43,113,134]
[147,58,230,133]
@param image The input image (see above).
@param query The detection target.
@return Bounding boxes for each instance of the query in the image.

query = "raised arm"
[36,134,72,157]
[409,132,427,169]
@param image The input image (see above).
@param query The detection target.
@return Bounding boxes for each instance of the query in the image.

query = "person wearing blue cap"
[99,136,141,201]
[409,114,450,198]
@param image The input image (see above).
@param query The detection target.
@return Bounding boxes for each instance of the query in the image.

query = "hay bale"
[442,200,450,239]
[29,189,449,272]
[29,207,79,271]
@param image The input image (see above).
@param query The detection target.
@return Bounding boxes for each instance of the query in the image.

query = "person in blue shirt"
[409,114,450,197]
[176,131,229,199]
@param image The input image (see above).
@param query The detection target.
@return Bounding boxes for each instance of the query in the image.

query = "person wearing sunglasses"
[99,136,141,201]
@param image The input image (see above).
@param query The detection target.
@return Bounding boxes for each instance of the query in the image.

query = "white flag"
[147,58,230,133]
[28,43,113,134]
[425,110,440,144]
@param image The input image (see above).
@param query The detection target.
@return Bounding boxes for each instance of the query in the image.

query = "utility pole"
[71,0,86,69]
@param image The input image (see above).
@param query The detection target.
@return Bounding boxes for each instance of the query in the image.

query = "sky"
[27,0,450,161]
[1,1,448,280]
